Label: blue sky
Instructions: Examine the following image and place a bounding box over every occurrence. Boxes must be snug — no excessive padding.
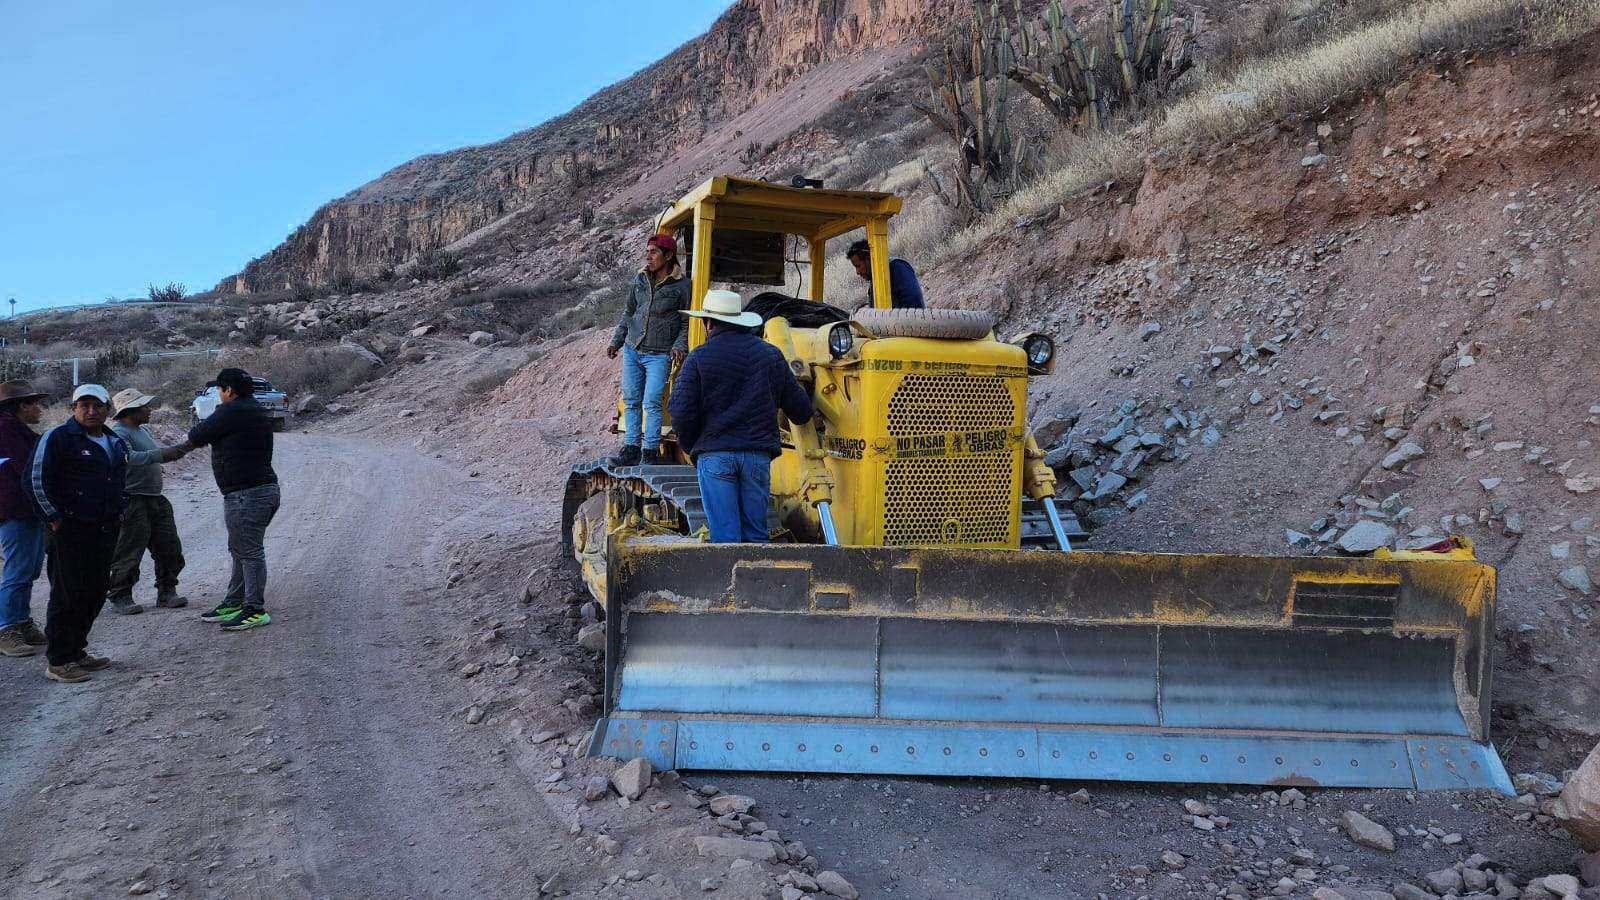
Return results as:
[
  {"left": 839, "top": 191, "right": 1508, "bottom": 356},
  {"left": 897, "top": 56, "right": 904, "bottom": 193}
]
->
[{"left": 0, "top": 0, "right": 731, "bottom": 311}]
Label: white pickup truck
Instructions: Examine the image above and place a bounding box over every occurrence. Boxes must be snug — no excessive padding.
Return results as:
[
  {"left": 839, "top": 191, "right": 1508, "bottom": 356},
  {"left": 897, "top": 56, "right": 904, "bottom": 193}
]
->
[{"left": 191, "top": 376, "right": 290, "bottom": 431}]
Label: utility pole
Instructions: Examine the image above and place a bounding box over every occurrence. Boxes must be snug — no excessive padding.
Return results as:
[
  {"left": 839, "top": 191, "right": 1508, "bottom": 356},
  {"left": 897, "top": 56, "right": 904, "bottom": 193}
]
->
[{"left": 7, "top": 298, "right": 13, "bottom": 318}]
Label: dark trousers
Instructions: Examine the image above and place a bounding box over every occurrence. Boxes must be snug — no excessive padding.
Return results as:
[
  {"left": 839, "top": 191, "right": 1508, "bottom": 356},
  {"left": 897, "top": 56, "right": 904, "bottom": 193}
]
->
[
  {"left": 222, "top": 483, "right": 279, "bottom": 612},
  {"left": 107, "top": 494, "right": 185, "bottom": 599},
  {"left": 45, "top": 517, "right": 118, "bottom": 666}
]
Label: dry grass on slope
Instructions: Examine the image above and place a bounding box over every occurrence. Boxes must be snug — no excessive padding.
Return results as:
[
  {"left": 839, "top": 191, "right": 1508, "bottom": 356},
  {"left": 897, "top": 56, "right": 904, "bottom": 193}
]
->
[{"left": 945, "top": 0, "right": 1600, "bottom": 259}]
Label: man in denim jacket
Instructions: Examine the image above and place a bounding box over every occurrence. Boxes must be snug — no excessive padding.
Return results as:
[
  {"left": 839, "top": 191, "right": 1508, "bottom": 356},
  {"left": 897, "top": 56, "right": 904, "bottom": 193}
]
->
[{"left": 605, "top": 234, "right": 688, "bottom": 466}]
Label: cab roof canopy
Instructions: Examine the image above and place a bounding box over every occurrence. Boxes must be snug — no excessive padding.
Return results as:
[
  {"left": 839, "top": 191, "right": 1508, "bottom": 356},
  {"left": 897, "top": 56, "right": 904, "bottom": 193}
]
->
[{"left": 658, "top": 176, "right": 902, "bottom": 243}]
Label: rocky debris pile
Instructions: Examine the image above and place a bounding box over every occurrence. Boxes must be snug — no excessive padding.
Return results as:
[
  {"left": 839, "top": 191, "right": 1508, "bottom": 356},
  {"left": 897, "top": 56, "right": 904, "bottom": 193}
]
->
[
  {"left": 1036, "top": 397, "right": 1223, "bottom": 529},
  {"left": 231, "top": 295, "right": 393, "bottom": 342}
]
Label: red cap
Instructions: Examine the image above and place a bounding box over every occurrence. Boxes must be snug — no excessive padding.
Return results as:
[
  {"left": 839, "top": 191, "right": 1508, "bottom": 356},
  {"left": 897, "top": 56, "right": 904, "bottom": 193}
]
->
[{"left": 647, "top": 234, "right": 677, "bottom": 255}]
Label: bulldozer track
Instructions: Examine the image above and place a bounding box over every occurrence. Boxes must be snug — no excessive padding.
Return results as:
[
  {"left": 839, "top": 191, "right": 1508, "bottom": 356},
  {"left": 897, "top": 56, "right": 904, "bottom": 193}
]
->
[{"left": 561, "top": 457, "right": 1086, "bottom": 551}]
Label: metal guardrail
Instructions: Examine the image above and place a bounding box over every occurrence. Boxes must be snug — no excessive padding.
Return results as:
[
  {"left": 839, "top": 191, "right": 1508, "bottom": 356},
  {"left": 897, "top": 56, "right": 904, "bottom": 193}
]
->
[
  {"left": 9, "top": 300, "right": 247, "bottom": 321},
  {"left": 29, "top": 348, "right": 224, "bottom": 386}
]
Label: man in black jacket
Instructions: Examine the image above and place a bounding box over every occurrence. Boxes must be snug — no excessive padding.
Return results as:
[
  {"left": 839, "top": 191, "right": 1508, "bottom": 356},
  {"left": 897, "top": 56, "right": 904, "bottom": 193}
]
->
[
  {"left": 24, "top": 384, "right": 127, "bottom": 683},
  {"left": 186, "top": 368, "right": 279, "bottom": 631},
  {"left": 667, "top": 290, "right": 813, "bottom": 542}
]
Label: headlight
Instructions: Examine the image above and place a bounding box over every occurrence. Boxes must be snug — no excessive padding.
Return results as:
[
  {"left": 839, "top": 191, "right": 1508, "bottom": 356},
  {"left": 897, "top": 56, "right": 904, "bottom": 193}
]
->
[
  {"left": 1023, "top": 334, "right": 1054, "bottom": 367},
  {"left": 827, "top": 323, "right": 854, "bottom": 358}
]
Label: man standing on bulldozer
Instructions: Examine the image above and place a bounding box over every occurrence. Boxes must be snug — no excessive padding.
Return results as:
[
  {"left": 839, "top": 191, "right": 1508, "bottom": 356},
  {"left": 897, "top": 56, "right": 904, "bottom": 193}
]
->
[
  {"left": 845, "top": 238, "right": 924, "bottom": 309},
  {"left": 605, "top": 234, "right": 689, "bottom": 467},
  {"left": 667, "top": 290, "right": 812, "bottom": 543}
]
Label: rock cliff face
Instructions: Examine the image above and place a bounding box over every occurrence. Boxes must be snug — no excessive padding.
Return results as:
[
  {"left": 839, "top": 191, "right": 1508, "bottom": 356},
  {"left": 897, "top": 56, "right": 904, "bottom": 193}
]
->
[{"left": 225, "top": 0, "right": 947, "bottom": 292}]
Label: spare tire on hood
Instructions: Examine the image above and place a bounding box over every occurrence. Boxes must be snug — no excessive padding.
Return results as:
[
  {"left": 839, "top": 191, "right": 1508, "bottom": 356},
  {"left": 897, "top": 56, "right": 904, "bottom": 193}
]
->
[{"left": 851, "top": 307, "right": 996, "bottom": 340}]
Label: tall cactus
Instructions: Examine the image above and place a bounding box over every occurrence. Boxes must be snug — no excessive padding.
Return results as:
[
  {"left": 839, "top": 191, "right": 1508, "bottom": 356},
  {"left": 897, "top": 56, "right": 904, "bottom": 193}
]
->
[
  {"left": 913, "top": 1, "right": 1035, "bottom": 212},
  {"left": 1110, "top": 0, "right": 1176, "bottom": 98},
  {"left": 999, "top": 0, "right": 1185, "bottom": 128},
  {"left": 1006, "top": 0, "right": 1105, "bottom": 130}
]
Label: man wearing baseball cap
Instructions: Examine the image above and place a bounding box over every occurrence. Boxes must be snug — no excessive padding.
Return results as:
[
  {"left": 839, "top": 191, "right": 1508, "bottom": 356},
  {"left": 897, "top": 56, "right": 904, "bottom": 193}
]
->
[
  {"left": 24, "top": 383, "right": 128, "bottom": 683},
  {"left": 105, "top": 388, "right": 191, "bottom": 615},
  {"left": 185, "top": 368, "right": 279, "bottom": 631},
  {"left": 604, "top": 233, "right": 688, "bottom": 467}
]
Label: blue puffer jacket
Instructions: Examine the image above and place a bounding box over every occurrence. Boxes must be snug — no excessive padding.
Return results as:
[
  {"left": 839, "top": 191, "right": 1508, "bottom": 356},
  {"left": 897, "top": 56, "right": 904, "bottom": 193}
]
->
[
  {"left": 25, "top": 417, "right": 128, "bottom": 526},
  {"left": 668, "top": 329, "right": 814, "bottom": 458}
]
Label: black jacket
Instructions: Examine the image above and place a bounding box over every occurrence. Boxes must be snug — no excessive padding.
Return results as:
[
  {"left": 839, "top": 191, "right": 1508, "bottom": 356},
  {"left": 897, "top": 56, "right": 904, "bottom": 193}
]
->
[
  {"left": 668, "top": 330, "right": 813, "bottom": 459},
  {"left": 609, "top": 268, "right": 690, "bottom": 354},
  {"left": 188, "top": 398, "right": 277, "bottom": 495},
  {"left": 24, "top": 417, "right": 128, "bottom": 526}
]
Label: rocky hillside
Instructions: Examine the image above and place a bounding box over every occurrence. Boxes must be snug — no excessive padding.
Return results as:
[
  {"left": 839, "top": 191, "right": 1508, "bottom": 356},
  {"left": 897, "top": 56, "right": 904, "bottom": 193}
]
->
[{"left": 223, "top": 0, "right": 949, "bottom": 292}]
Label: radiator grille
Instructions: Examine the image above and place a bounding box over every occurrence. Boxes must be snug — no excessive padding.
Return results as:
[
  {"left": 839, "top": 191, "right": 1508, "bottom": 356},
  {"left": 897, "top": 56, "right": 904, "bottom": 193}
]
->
[
  {"left": 886, "top": 374, "right": 1015, "bottom": 437},
  {"left": 884, "top": 455, "right": 1016, "bottom": 545},
  {"left": 883, "top": 374, "right": 1018, "bottom": 546}
]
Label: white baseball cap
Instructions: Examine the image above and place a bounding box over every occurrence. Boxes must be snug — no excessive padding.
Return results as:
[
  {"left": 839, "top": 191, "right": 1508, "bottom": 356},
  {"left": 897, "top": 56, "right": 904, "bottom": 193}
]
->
[{"left": 71, "top": 384, "right": 111, "bottom": 404}]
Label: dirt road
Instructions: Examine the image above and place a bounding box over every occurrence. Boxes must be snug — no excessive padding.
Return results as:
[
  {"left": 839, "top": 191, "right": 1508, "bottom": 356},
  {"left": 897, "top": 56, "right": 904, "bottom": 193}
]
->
[{"left": 0, "top": 435, "right": 576, "bottom": 899}]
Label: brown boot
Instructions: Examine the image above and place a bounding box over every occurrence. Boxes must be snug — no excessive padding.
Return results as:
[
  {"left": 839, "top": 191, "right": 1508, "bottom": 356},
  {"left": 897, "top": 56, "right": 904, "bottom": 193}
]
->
[
  {"left": 0, "top": 624, "right": 38, "bottom": 658},
  {"left": 19, "top": 619, "right": 46, "bottom": 646},
  {"left": 45, "top": 662, "right": 92, "bottom": 683},
  {"left": 76, "top": 651, "right": 111, "bottom": 671}
]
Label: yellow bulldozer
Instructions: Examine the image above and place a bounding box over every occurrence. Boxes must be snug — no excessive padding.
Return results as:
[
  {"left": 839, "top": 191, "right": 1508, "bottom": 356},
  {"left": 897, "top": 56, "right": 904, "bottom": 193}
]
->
[{"left": 562, "top": 175, "right": 1510, "bottom": 792}]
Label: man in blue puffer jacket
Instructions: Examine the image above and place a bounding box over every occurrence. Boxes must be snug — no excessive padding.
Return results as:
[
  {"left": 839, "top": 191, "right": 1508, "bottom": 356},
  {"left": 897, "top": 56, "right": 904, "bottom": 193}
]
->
[
  {"left": 25, "top": 384, "right": 128, "bottom": 683},
  {"left": 667, "top": 291, "right": 813, "bottom": 543}
]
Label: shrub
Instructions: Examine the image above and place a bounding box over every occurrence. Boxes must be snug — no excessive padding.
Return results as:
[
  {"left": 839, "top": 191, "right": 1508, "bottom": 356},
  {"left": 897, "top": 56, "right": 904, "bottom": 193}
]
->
[
  {"left": 147, "top": 282, "right": 186, "bottom": 303},
  {"left": 413, "top": 248, "right": 460, "bottom": 282},
  {"left": 94, "top": 342, "right": 142, "bottom": 379},
  {"left": 237, "top": 345, "right": 380, "bottom": 400},
  {"left": 0, "top": 351, "right": 36, "bottom": 382}
]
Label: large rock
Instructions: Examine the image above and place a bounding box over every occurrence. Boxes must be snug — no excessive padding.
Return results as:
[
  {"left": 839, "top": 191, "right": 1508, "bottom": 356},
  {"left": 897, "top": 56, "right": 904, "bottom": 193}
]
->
[
  {"left": 336, "top": 338, "right": 383, "bottom": 366},
  {"left": 708, "top": 794, "right": 757, "bottom": 816},
  {"left": 293, "top": 394, "right": 324, "bottom": 415},
  {"left": 1556, "top": 742, "right": 1600, "bottom": 850},
  {"left": 1336, "top": 521, "right": 1397, "bottom": 555},
  {"left": 1543, "top": 874, "right": 1581, "bottom": 897},
  {"left": 468, "top": 330, "right": 494, "bottom": 347},
  {"left": 1422, "top": 868, "right": 1461, "bottom": 895},
  {"left": 577, "top": 623, "right": 606, "bottom": 652},
  {"left": 1381, "top": 442, "right": 1425, "bottom": 470},
  {"left": 1340, "top": 810, "right": 1395, "bottom": 852},
  {"left": 816, "top": 871, "right": 859, "bottom": 899},
  {"left": 693, "top": 836, "right": 778, "bottom": 861},
  {"left": 609, "top": 757, "right": 652, "bottom": 801},
  {"left": 1580, "top": 851, "right": 1600, "bottom": 887},
  {"left": 1557, "top": 566, "right": 1593, "bottom": 595}
]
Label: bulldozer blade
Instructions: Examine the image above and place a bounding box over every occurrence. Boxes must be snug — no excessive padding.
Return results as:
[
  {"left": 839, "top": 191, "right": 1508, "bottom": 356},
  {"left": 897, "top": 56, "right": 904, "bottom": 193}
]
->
[{"left": 589, "top": 539, "right": 1510, "bottom": 793}]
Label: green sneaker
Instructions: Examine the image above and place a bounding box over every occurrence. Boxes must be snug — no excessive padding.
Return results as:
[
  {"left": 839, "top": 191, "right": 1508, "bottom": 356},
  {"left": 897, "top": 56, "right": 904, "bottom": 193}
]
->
[
  {"left": 220, "top": 610, "right": 270, "bottom": 632},
  {"left": 200, "top": 603, "right": 243, "bottom": 624}
]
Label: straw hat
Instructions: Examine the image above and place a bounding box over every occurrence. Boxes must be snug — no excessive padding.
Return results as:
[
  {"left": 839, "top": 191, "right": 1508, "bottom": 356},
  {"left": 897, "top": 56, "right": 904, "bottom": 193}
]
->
[{"left": 682, "top": 290, "right": 762, "bottom": 328}]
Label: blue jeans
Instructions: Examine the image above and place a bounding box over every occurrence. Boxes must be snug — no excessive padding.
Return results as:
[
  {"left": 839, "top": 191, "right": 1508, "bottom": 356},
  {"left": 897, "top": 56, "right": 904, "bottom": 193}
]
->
[
  {"left": 620, "top": 345, "right": 672, "bottom": 450},
  {"left": 695, "top": 451, "right": 771, "bottom": 543},
  {"left": 0, "top": 518, "right": 47, "bottom": 628}
]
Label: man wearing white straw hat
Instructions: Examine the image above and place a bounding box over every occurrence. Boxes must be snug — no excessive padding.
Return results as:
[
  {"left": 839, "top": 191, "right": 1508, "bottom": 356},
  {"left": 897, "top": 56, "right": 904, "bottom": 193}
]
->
[
  {"left": 106, "top": 388, "right": 190, "bottom": 615},
  {"left": 667, "top": 290, "right": 813, "bottom": 542}
]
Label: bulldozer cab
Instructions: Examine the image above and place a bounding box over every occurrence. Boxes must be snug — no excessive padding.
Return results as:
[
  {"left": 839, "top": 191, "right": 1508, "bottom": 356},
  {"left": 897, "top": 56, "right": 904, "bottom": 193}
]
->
[
  {"left": 656, "top": 175, "right": 904, "bottom": 338},
  {"left": 568, "top": 176, "right": 1512, "bottom": 794}
]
